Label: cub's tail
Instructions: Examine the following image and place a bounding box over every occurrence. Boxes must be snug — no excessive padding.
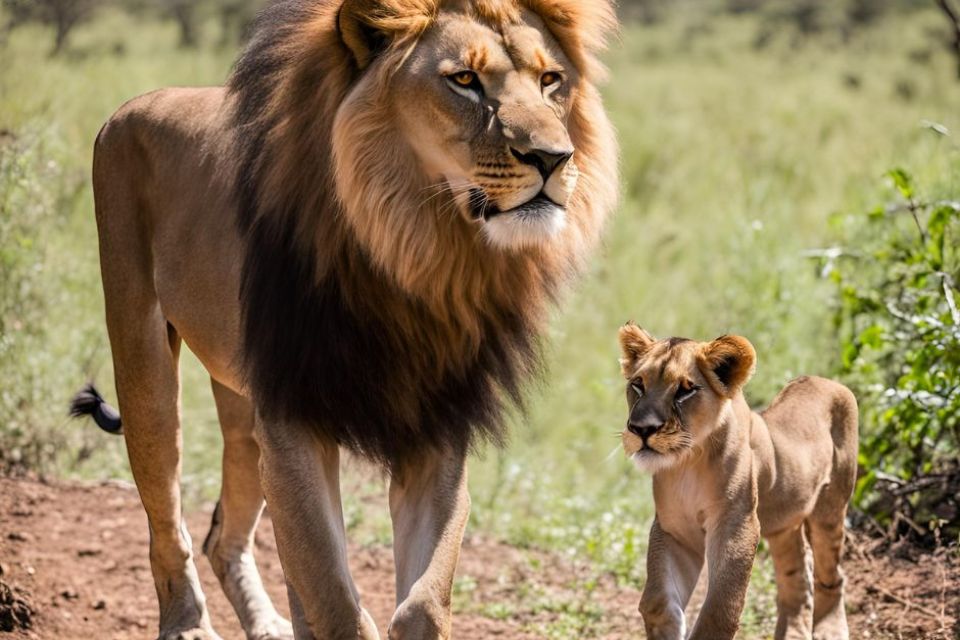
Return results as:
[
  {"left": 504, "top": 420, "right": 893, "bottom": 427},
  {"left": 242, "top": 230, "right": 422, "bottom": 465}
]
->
[{"left": 69, "top": 383, "right": 123, "bottom": 435}]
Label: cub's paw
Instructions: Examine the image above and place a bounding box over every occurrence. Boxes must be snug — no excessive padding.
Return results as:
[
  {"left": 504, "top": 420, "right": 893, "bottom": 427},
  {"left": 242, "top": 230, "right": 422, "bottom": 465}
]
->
[
  {"left": 250, "top": 615, "right": 295, "bottom": 640},
  {"left": 813, "top": 621, "right": 849, "bottom": 640}
]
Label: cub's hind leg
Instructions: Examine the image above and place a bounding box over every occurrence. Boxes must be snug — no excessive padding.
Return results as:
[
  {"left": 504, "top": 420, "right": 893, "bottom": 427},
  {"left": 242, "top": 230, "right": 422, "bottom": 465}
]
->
[
  {"left": 808, "top": 384, "right": 857, "bottom": 640},
  {"left": 806, "top": 517, "right": 849, "bottom": 640},
  {"left": 204, "top": 380, "right": 293, "bottom": 640},
  {"left": 768, "top": 526, "right": 814, "bottom": 640}
]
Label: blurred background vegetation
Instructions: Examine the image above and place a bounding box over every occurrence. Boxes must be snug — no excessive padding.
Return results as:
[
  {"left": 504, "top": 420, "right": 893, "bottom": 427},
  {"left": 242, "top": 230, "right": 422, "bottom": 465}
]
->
[{"left": 1, "top": 0, "right": 959, "bottom": 634}]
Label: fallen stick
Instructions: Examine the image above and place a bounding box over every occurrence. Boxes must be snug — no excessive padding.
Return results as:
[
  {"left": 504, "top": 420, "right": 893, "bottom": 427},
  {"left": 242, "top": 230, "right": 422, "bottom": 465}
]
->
[{"left": 867, "top": 584, "right": 945, "bottom": 619}]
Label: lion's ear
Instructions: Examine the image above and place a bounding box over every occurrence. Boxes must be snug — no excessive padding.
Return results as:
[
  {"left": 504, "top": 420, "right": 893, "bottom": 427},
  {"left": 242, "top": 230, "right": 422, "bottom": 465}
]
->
[
  {"left": 698, "top": 335, "right": 756, "bottom": 398},
  {"left": 338, "top": 0, "right": 434, "bottom": 70},
  {"left": 338, "top": 0, "right": 391, "bottom": 69},
  {"left": 618, "top": 322, "right": 655, "bottom": 378}
]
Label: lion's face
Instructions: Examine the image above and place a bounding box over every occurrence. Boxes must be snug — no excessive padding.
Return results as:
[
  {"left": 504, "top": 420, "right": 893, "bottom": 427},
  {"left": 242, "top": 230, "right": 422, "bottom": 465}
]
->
[
  {"left": 333, "top": 2, "right": 603, "bottom": 254},
  {"left": 617, "top": 324, "right": 757, "bottom": 473},
  {"left": 393, "top": 11, "right": 579, "bottom": 249}
]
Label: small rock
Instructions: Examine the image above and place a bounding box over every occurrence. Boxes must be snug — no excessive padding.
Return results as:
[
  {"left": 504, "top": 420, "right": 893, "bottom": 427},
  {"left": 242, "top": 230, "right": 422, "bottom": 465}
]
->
[
  {"left": 6, "top": 532, "right": 29, "bottom": 543},
  {"left": 60, "top": 589, "right": 79, "bottom": 601},
  {"left": 92, "top": 599, "right": 107, "bottom": 610},
  {"left": 0, "top": 577, "right": 34, "bottom": 632},
  {"left": 77, "top": 549, "right": 102, "bottom": 558}
]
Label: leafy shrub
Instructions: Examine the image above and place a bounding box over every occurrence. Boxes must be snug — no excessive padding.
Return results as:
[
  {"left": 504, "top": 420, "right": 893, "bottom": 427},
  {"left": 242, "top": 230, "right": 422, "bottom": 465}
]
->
[
  {"left": 0, "top": 133, "right": 59, "bottom": 471},
  {"left": 831, "top": 164, "right": 960, "bottom": 542},
  {"left": 0, "top": 128, "right": 98, "bottom": 475}
]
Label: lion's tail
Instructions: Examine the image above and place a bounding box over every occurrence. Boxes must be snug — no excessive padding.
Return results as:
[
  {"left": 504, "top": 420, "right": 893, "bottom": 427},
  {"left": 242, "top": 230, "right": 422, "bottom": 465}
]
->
[{"left": 69, "top": 383, "right": 123, "bottom": 435}]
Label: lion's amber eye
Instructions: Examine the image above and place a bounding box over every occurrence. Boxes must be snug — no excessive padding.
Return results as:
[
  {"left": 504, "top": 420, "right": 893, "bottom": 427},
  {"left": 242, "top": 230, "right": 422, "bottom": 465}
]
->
[
  {"left": 541, "top": 72, "right": 562, "bottom": 88},
  {"left": 451, "top": 71, "right": 479, "bottom": 88}
]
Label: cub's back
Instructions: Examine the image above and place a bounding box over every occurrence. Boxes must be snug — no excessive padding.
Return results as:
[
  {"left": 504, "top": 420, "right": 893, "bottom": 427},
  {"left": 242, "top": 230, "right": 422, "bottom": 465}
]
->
[{"left": 757, "top": 376, "right": 858, "bottom": 530}]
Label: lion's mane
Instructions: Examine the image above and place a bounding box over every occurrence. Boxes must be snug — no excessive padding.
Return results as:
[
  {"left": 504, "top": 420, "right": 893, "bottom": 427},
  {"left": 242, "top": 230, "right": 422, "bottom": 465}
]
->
[{"left": 229, "top": 0, "right": 618, "bottom": 467}]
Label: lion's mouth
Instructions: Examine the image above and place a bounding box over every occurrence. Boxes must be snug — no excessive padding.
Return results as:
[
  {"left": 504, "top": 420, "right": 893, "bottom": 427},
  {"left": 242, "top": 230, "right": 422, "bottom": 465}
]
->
[{"left": 469, "top": 190, "right": 563, "bottom": 222}]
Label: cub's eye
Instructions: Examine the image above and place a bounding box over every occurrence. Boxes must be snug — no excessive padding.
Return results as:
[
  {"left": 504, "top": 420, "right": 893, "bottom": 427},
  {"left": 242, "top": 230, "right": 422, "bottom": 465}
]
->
[
  {"left": 630, "top": 380, "right": 645, "bottom": 398},
  {"left": 675, "top": 383, "right": 701, "bottom": 404},
  {"left": 541, "top": 72, "right": 562, "bottom": 88},
  {"left": 449, "top": 71, "right": 480, "bottom": 89}
]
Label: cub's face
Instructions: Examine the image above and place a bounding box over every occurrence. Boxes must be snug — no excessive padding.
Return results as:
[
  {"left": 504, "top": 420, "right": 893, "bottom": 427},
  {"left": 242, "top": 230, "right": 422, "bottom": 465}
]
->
[
  {"left": 617, "top": 324, "right": 757, "bottom": 473},
  {"left": 392, "top": 10, "right": 580, "bottom": 250}
]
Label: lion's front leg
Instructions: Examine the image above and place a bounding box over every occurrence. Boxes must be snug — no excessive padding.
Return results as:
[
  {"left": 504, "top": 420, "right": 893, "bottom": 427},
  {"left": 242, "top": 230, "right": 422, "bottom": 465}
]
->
[
  {"left": 688, "top": 512, "right": 760, "bottom": 640},
  {"left": 387, "top": 445, "right": 470, "bottom": 640},
  {"left": 255, "top": 418, "right": 380, "bottom": 640},
  {"left": 639, "top": 519, "right": 704, "bottom": 640}
]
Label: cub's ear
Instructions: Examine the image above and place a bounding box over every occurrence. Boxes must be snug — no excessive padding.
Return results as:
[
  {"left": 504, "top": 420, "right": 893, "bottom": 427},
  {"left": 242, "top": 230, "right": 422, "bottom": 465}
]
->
[
  {"left": 618, "top": 322, "right": 655, "bottom": 378},
  {"left": 338, "top": 0, "right": 434, "bottom": 70},
  {"left": 698, "top": 335, "right": 756, "bottom": 398}
]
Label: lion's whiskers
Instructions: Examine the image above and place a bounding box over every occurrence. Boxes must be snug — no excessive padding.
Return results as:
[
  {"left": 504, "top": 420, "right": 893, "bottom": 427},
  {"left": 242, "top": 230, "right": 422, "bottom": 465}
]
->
[{"left": 417, "top": 182, "right": 467, "bottom": 211}]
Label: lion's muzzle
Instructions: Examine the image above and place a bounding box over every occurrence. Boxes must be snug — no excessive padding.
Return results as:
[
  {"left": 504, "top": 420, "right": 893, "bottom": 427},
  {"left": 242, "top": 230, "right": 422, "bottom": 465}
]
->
[{"left": 509, "top": 146, "right": 573, "bottom": 182}]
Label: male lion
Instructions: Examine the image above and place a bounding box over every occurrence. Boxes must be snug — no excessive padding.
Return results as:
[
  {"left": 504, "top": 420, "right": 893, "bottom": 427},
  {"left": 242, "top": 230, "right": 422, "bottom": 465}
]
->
[
  {"left": 617, "top": 324, "right": 858, "bottom": 640},
  {"left": 69, "top": 1, "right": 618, "bottom": 638}
]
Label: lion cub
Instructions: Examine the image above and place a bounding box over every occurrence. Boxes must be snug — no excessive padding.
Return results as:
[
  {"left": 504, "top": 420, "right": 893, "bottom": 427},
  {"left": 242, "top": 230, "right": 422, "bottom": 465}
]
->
[{"left": 617, "top": 323, "right": 858, "bottom": 640}]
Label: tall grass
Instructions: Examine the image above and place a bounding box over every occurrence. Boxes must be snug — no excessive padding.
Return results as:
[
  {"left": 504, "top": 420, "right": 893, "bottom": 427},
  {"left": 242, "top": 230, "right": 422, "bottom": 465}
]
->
[
  {"left": 469, "top": 9, "right": 960, "bottom": 570},
  {"left": 1, "top": 3, "right": 958, "bottom": 604}
]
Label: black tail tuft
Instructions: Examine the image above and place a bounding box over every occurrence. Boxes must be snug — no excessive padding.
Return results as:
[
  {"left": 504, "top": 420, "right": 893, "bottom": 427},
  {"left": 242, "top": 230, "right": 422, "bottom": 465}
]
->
[{"left": 69, "top": 383, "right": 123, "bottom": 435}]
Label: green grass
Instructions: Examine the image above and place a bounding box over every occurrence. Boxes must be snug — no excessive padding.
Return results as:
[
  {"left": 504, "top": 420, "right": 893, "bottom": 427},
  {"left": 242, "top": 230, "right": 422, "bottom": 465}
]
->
[
  {"left": 470, "top": 7, "right": 960, "bottom": 574},
  {"left": 2, "top": 6, "right": 959, "bottom": 637}
]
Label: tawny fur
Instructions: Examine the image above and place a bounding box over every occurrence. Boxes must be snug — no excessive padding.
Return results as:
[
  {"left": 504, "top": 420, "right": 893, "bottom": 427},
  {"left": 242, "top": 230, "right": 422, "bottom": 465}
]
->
[
  {"left": 231, "top": 0, "right": 620, "bottom": 465},
  {"left": 618, "top": 324, "right": 858, "bottom": 640},
  {"left": 82, "top": 1, "right": 619, "bottom": 638}
]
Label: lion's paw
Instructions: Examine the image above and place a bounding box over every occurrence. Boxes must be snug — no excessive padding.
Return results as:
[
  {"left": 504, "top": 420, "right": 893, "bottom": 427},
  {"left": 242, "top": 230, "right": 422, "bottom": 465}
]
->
[
  {"left": 387, "top": 600, "right": 447, "bottom": 640},
  {"left": 159, "top": 628, "right": 223, "bottom": 640}
]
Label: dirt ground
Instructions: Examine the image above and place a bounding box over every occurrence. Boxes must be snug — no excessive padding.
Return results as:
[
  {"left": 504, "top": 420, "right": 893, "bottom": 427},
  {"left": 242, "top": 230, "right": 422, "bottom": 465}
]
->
[{"left": 1, "top": 477, "right": 957, "bottom": 639}]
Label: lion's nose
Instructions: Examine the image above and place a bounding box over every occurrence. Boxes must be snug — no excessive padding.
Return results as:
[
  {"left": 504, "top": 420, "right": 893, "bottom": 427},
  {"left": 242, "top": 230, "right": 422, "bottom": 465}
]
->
[
  {"left": 628, "top": 422, "right": 662, "bottom": 443},
  {"left": 510, "top": 147, "right": 573, "bottom": 181}
]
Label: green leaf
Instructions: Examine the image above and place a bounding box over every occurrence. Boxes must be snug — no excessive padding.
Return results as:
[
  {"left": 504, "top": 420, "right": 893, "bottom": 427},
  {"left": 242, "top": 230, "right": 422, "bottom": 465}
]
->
[
  {"left": 858, "top": 325, "right": 885, "bottom": 349},
  {"left": 886, "top": 168, "right": 914, "bottom": 199},
  {"left": 927, "top": 206, "right": 952, "bottom": 270}
]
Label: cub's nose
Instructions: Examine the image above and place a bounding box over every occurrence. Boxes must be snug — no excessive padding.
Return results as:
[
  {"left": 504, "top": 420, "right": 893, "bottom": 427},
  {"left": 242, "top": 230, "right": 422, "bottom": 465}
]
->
[
  {"left": 628, "top": 422, "right": 662, "bottom": 443},
  {"left": 510, "top": 147, "right": 574, "bottom": 181}
]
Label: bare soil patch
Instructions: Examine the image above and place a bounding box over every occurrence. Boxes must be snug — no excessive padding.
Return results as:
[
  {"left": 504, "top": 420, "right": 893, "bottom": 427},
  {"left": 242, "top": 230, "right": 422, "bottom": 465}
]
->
[{"left": 0, "top": 477, "right": 956, "bottom": 639}]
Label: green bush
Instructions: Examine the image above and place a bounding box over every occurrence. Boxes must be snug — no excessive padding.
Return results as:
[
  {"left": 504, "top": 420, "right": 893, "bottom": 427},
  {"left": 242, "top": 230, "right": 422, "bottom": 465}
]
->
[
  {"left": 832, "top": 159, "right": 960, "bottom": 542},
  {"left": 0, "top": 132, "right": 60, "bottom": 471}
]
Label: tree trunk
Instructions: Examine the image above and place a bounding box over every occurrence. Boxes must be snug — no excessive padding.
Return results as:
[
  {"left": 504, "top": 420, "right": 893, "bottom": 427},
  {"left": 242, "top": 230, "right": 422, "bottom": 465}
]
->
[
  {"left": 173, "top": 4, "right": 196, "bottom": 48},
  {"left": 51, "top": 13, "right": 72, "bottom": 56},
  {"left": 937, "top": 0, "right": 960, "bottom": 79}
]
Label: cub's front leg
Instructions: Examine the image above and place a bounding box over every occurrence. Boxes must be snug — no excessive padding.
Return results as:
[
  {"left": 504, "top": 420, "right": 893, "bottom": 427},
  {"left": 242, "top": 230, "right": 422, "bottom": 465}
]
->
[
  {"left": 687, "top": 510, "right": 761, "bottom": 640},
  {"left": 639, "top": 519, "right": 704, "bottom": 640}
]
